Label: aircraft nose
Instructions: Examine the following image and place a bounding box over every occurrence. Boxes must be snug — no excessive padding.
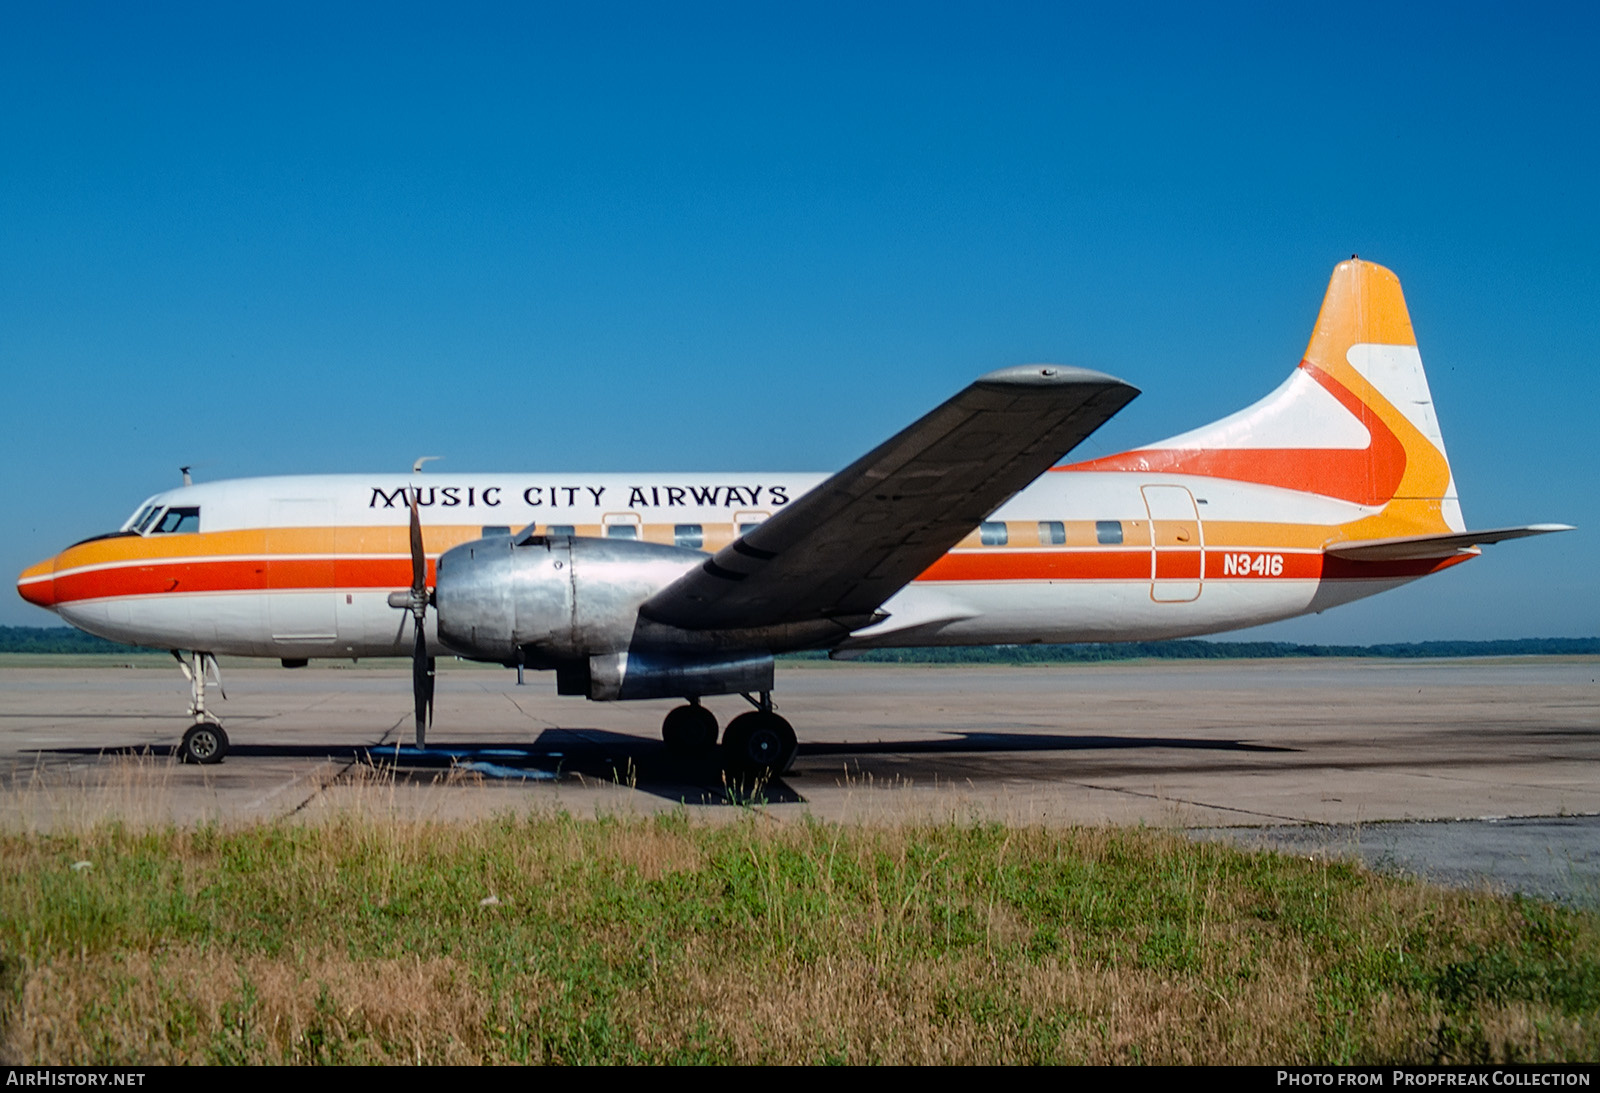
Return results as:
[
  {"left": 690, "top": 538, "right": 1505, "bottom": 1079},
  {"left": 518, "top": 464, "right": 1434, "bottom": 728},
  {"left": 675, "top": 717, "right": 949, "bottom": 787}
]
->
[{"left": 17, "top": 557, "right": 57, "bottom": 610}]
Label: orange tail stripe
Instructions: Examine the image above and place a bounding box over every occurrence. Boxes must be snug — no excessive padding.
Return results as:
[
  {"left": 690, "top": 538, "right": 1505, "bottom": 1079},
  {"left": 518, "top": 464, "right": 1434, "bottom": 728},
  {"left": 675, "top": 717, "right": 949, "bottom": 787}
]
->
[{"left": 1057, "top": 363, "right": 1408, "bottom": 506}]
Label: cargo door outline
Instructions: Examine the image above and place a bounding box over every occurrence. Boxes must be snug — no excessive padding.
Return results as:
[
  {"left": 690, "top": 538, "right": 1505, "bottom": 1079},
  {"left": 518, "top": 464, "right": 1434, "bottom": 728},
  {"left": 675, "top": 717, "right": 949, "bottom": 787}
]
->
[{"left": 1141, "top": 485, "right": 1203, "bottom": 603}]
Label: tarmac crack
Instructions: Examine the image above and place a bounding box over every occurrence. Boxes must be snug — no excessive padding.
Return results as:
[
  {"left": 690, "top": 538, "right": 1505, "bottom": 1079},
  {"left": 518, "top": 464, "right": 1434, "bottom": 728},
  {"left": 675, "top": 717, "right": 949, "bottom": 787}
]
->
[
  {"left": 1068, "top": 780, "right": 1321, "bottom": 825},
  {"left": 502, "top": 693, "right": 560, "bottom": 728},
  {"left": 279, "top": 713, "right": 410, "bottom": 818}
]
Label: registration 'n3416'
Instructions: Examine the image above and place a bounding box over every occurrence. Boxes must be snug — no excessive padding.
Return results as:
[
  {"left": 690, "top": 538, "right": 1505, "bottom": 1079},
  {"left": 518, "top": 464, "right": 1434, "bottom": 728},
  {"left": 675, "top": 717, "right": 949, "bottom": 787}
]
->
[{"left": 1222, "top": 552, "right": 1284, "bottom": 577}]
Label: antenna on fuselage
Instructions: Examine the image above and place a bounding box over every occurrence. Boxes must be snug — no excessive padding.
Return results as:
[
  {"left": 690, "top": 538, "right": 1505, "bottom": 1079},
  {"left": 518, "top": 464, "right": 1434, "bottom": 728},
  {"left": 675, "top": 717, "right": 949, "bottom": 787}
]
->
[
  {"left": 180, "top": 466, "right": 193, "bottom": 486},
  {"left": 412, "top": 456, "right": 441, "bottom": 474}
]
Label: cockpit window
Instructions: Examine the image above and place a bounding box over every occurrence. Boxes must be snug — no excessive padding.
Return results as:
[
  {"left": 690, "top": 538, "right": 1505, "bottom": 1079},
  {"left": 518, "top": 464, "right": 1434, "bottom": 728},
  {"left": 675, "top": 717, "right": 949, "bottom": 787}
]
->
[
  {"left": 134, "top": 506, "right": 164, "bottom": 534},
  {"left": 151, "top": 507, "right": 200, "bottom": 534}
]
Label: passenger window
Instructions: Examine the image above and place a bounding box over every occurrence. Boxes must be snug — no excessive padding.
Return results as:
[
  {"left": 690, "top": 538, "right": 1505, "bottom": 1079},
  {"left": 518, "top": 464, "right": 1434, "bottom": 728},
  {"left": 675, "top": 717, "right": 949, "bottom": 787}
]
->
[
  {"left": 606, "top": 524, "right": 638, "bottom": 539},
  {"left": 546, "top": 524, "right": 575, "bottom": 537},
  {"left": 480, "top": 526, "right": 511, "bottom": 538},
  {"left": 737, "top": 521, "right": 764, "bottom": 536},
  {"left": 1095, "top": 520, "right": 1123, "bottom": 545},
  {"left": 675, "top": 524, "right": 704, "bottom": 549},
  {"left": 979, "top": 521, "right": 1008, "bottom": 546},
  {"left": 152, "top": 507, "right": 200, "bottom": 534},
  {"left": 1038, "top": 521, "right": 1065, "bottom": 545}
]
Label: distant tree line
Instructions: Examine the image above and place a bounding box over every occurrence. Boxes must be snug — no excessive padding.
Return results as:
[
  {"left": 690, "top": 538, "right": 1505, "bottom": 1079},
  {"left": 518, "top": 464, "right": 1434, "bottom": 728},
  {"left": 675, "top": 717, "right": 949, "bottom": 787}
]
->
[
  {"left": 0, "top": 626, "right": 144, "bottom": 654},
  {"left": 0, "top": 627, "right": 144, "bottom": 652},
  {"left": 785, "top": 637, "right": 1600, "bottom": 662},
  {"left": 2, "top": 625, "right": 1594, "bottom": 661}
]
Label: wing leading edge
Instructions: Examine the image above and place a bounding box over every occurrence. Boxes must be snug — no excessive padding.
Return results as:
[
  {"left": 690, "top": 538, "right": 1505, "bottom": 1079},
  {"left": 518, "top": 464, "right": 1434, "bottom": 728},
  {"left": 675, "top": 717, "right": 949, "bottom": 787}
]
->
[{"left": 641, "top": 364, "right": 1139, "bottom": 632}]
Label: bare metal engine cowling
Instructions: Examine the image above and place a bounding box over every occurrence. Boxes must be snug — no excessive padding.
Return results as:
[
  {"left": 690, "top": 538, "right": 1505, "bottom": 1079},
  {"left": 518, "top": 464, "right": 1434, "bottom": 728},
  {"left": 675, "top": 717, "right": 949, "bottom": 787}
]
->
[{"left": 433, "top": 534, "right": 774, "bottom": 701}]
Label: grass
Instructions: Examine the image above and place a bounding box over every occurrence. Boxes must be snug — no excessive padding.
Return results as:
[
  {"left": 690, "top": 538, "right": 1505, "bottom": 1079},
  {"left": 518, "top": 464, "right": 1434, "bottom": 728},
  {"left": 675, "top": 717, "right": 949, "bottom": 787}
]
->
[{"left": 2, "top": 803, "right": 1596, "bottom": 1065}]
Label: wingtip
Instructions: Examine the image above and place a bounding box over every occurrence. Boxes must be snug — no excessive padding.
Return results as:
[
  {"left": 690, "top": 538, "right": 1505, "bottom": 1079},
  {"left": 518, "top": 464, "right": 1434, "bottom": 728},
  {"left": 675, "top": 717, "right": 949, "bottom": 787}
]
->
[{"left": 976, "top": 363, "right": 1138, "bottom": 393}]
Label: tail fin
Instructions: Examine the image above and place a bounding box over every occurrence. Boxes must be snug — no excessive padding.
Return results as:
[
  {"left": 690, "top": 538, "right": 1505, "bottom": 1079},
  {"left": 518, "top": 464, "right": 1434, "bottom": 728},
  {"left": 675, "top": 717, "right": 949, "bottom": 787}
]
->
[
  {"left": 1065, "top": 258, "right": 1463, "bottom": 536},
  {"left": 1301, "top": 258, "right": 1457, "bottom": 527}
]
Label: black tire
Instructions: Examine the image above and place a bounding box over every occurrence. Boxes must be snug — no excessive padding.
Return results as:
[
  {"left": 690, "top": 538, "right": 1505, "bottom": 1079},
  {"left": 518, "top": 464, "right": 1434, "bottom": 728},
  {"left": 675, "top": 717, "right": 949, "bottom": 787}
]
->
[
  {"left": 662, "top": 704, "right": 719, "bottom": 757},
  {"left": 720, "top": 711, "right": 797, "bottom": 779},
  {"left": 180, "top": 723, "right": 229, "bottom": 765}
]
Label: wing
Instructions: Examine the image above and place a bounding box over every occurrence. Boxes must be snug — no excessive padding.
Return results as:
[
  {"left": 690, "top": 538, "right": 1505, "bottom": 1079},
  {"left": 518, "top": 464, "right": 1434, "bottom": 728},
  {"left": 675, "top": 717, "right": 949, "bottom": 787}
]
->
[
  {"left": 642, "top": 364, "right": 1139, "bottom": 632},
  {"left": 1324, "top": 523, "right": 1574, "bottom": 561}
]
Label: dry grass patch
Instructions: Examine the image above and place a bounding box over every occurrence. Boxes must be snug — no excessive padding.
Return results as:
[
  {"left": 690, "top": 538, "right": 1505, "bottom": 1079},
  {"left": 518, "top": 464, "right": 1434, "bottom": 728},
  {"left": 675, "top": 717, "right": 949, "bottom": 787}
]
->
[
  {"left": 2, "top": 814, "right": 1596, "bottom": 1064},
  {"left": 10, "top": 949, "right": 487, "bottom": 1064}
]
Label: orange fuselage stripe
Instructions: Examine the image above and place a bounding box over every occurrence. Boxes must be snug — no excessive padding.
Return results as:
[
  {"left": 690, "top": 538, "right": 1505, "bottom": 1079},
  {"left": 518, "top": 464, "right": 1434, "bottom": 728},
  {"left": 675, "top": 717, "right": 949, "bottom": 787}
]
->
[{"left": 42, "top": 545, "right": 1466, "bottom": 605}]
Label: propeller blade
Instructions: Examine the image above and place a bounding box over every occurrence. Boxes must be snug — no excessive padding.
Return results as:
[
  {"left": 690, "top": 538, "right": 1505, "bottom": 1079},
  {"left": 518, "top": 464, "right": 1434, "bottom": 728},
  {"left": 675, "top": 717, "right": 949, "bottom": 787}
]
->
[
  {"left": 409, "top": 492, "right": 426, "bottom": 594},
  {"left": 412, "top": 624, "right": 432, "bottom": 748},
  {"left": 425, "top": 657, "right": 436, "bottom": 731},
  {"left": 405, "top": 488, "right": 435, "bottom": 749}
]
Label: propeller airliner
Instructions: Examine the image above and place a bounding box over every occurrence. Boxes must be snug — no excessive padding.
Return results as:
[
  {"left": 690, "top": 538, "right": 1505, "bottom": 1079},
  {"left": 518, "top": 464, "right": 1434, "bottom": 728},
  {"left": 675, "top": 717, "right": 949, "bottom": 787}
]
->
[{"left": 16, "top": 259, "right": 1571, "bottom": 777}]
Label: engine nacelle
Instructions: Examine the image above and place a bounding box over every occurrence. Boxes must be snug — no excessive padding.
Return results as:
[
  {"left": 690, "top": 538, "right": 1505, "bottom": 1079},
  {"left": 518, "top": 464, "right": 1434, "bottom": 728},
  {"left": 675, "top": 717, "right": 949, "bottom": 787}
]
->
[
  {"left": 436, "top": 533, "right": 694, "bottom": 663},
  {"left": 435, "top": 533, "right": 775, "bottom": 700}
]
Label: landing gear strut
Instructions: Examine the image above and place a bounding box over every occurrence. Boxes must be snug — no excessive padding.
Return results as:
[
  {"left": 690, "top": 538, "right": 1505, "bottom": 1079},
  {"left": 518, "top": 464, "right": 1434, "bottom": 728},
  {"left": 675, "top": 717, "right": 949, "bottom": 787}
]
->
[
  {"left": 662, "top": 699, "right": 718, "bottom": 757},
  {"left": 173, "top": 650, "right": 229, "bottom": 764},
  {"left": 721, "top": 691, "right": 797, "bottom": 780}
]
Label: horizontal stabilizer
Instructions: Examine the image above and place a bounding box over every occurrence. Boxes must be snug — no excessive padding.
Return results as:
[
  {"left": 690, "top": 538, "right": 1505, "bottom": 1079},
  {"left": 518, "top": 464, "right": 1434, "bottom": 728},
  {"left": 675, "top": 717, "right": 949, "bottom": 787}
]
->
[{"left": 1325, "top": 524, "right": 1573, "bottom": 561}]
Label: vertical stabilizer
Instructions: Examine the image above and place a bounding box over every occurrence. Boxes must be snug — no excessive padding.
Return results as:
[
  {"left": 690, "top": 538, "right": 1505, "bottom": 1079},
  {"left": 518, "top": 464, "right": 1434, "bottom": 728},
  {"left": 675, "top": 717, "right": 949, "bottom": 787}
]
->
[
  {"left": 1302, "top": 259, "right": 1457, "bottom": 521},
  {"left": 1063, "top": 258, "right": 1463, "bottom": 538}
]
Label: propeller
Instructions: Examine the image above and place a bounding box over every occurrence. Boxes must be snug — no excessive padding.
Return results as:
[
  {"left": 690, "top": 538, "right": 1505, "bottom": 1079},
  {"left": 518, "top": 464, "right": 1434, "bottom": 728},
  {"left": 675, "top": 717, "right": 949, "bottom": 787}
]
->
[{"left": 388, "top": 491, "right": 434, "bottom": 748}]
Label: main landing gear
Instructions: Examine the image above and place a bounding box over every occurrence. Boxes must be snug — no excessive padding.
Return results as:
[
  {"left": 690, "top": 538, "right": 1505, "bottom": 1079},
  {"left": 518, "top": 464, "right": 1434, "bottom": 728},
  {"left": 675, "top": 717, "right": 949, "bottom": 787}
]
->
[
  {"left": 173, "top": 650, "right": 229, "bottom": 765},
  {"left": 660, "top": 692, "right": 797, "bottom": 780},
  {"left": 661, "top": 699, "right": 719, "bottom": 757}
]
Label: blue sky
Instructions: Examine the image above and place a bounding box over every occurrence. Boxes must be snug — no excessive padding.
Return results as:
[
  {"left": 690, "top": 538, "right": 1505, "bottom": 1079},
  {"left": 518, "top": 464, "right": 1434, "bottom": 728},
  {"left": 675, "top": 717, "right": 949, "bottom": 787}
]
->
[{"left": 2, "top": 2, "right": 1594, "bottom": 640}]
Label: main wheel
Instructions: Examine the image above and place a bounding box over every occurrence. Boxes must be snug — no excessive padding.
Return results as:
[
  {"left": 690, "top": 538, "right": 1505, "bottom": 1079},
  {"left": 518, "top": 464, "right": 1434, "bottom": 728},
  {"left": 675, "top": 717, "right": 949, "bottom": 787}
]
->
[
  {"left": 721, "top": 711, "right": 797, "bottom": 779},
  {"left": 180, "top": 723, "right": 229, "bottom": 765},
  {"left": 662, "top": 704, "right": 719, "bottom": 757}
]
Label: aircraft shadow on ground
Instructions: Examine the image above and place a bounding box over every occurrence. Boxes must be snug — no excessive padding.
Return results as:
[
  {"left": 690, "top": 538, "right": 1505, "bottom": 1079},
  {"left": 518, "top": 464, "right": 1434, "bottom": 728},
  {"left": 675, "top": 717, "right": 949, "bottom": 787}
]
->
[{"left": 34, "top": 728, "right": 1293, "bottom": 807}]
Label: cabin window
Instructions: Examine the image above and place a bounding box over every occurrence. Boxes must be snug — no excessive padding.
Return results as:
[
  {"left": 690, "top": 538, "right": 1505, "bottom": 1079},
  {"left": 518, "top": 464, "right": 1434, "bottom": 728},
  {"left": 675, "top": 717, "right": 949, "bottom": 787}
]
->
[
  {"left": 737, "top": 521, "right": 765, "bottom": 536},
  {"left": 675, "top": 524, "right": 704, "bottom": 549},
  {"left": 1038, "top": 520, "right": 1065, "bottom": 545},
  {"left": 151, "top": 507, "right": 200, "bottom": 534},
  {"left": 606, "top": 524, "right": 638, "bottom": 539},
  {"left": 546, "top": 524, "right": 575, "bottom": 537},
  {"left": 480, "top": 526, "right": 511, "bottom": 538},
  {"left": 1095, "top": 520, "right": 1123, "bottom": 545},
  {"left": 979, "top": 521, "right": 1008, "bottom": 546}
]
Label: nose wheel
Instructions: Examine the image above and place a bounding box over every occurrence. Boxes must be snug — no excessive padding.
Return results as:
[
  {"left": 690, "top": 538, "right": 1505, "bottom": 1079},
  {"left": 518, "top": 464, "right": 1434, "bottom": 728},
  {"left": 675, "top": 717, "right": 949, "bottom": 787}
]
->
[{"left": 180, "top": 722, "right": 229, "bottom": 765}]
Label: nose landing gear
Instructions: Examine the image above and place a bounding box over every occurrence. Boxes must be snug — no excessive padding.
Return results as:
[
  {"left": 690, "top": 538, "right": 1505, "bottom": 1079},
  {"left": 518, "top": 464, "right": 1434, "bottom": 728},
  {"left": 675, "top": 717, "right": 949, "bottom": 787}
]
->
[{"left": 173, "top": 650, "right": 229, "bottom": 764}]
